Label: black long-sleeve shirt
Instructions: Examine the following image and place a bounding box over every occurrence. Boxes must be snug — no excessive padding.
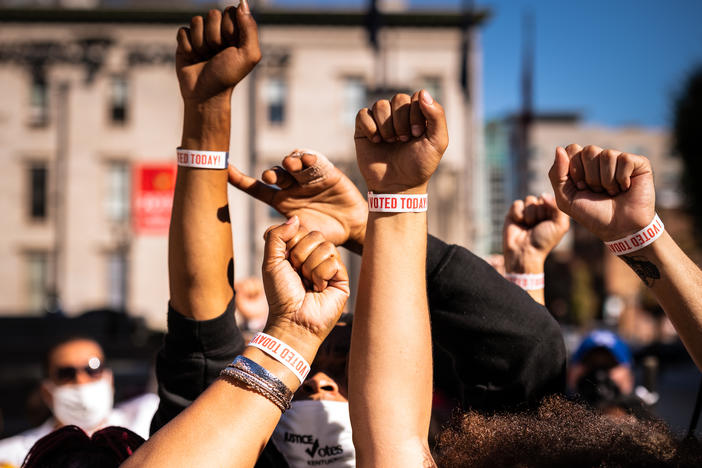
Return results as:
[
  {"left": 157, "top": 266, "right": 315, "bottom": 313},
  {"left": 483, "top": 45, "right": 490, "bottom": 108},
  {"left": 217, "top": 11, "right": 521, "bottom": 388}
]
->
[{"left": 150, "top": 235, "right": 566, "bottom": 465}]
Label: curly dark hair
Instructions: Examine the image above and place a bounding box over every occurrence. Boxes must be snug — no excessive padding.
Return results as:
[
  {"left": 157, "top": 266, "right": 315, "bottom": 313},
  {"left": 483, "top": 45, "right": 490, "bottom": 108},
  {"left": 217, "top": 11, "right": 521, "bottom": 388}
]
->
[{"left": 434, "top": 395, "right": 702, "bottom": 468}]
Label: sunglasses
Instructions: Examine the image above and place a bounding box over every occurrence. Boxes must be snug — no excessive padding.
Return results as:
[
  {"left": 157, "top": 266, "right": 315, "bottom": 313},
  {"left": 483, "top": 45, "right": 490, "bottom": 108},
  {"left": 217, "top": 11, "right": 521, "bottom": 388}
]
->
[{"left": 52, "top": 356, "right": 104, "bottom": 384}]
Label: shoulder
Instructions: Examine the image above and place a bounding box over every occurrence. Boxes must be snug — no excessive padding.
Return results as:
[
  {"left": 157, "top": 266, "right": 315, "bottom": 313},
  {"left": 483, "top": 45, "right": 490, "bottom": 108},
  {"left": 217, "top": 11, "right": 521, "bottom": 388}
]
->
[
  {"left": 0, "top": 420, "right": 54, "bottom": 466},
  {"left": 109, "top": 393, "right": 160, "bottom": 439}
]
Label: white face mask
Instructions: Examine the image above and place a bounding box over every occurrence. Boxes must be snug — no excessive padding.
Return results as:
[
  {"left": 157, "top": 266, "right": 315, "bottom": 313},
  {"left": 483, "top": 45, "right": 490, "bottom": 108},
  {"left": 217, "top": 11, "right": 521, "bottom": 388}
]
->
[
  {"left": 49, "top": 377, "right": 114, "bottom": 432},
  {"left": 272, "top": 400, "right": 355, "bottom": 468}
]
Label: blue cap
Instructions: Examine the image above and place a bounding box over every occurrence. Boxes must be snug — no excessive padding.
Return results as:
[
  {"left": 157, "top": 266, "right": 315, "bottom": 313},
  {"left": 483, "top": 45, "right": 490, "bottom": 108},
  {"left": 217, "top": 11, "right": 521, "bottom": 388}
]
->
[{"left": 571, "top": 330, "right": 632, "bottom": 366}]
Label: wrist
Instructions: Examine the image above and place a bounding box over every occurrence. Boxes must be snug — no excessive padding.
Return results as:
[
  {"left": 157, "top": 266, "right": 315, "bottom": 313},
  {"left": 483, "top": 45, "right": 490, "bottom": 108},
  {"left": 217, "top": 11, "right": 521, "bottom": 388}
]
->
[
  {"left": 240, "top": 347, "right": 302, "bottom": 393},
  {"left": 367, "top": 182, "right": 428, "bottom": 195},
  {"left": 604, "top": 213, "right": 664, "bottom": 255},
  {"left": 181, "top": 98, "right": 232, "bottom": 151},
  {"left": 504, "top": 252, "right": 545, "bottom": 274},
  {"left": 262, "top": 323, "right": 321, "bottom": 367}
]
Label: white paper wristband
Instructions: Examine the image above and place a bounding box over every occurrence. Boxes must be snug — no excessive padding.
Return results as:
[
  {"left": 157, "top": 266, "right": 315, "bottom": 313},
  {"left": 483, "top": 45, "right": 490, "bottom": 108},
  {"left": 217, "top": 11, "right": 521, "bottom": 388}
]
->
[
  {"left": 177, "top": 148, "right": 229, "bottom": 169},
  {"left": 368, "top": 192, "right": 427, "bottom": 212},
  {"left": 505, "top": 273, "right": 545, "bottom": 291},
  {"left": 248, "top": 332, "right": 311, "bottom": 384},
  {"left": 604, "top": 214, "right": 664, "bottom": 256}
]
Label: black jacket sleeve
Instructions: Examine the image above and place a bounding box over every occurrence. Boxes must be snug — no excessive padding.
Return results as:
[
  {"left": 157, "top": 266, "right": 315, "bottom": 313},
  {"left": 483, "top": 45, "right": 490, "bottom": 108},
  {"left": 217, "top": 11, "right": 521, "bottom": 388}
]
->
[
  {"left": 426, "top": 235, "right": 566, "bottom": 411},
  {"left": 148, "top": 298, "right": 288, "bottom": 468},
  {"left": 149, "top": 298, "right": 245, "bottom": 434}
]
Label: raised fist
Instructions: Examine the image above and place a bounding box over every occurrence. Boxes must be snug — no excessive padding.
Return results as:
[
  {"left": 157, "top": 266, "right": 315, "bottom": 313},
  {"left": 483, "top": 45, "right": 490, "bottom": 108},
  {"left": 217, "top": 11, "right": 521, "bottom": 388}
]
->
[
  {"left": 354, "top": 90, "right": 448, "bottom": 194},
  {"left": 548, "top": 144, "right": 655, "bottom": 241},
  {"left": 503, "top": 193, "right": 570, "bottom": 273},
  {"left": 176, "top": 1, "right": 261, "bottom": 104},
  {"left": 261, "top": 217, "right": 350, "bottom": 352}
]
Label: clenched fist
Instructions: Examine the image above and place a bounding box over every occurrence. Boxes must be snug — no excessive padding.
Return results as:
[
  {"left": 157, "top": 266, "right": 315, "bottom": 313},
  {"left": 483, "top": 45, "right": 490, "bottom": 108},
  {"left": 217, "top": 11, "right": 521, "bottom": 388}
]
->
[
  {"left": 503, "top": 193, "right": 570, "bottom": 273},
  {"left": 176, "top": 1, "right": 261, "bottom": 105},
  {"left": 261, "top": 217, "right": 350, "bottom": 359},
  {"left": 354, "top": 90, "right": 448, "bottom": 194},
  {"left": 548, "top": 144, "right": 655, "bottom": 241}
]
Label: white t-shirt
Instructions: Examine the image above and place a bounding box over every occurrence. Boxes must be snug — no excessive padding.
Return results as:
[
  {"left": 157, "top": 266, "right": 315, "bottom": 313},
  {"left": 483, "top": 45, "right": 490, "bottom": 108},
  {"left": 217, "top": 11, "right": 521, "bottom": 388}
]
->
[{"left": 0, "top": 393, "right": 159, "bottom": 467}]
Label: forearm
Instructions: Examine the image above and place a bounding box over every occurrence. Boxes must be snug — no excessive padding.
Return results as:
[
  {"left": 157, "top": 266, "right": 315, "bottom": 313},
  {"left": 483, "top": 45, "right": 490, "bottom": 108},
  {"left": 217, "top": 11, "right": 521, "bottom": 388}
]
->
[
  {"left": 621, "top": 232, "right": 702, "bottom": 369},
  {"left": 349, "top": 212, "right": 432, "bottom": 466},
  {"left": 168, "top": 102, "right": 233, "bottom": 320},
  {"left": 127, "top": 345, "right": 306, "bottom": 468}
]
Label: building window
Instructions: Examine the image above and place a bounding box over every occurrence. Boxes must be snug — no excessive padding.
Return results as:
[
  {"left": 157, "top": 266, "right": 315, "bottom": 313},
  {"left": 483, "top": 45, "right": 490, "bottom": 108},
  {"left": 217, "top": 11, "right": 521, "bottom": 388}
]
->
[
  {"left": 264, "top": 77, "right": 286, "bottom": 125},
  {"left": 105, "top": 161, "right": 130, "bottom": 222},
  {"left": 29, "top": 74, "right": 49, "bottom": 127},
  {"left": 110, "top": 75, "right": 128, "bottom": 124},
  {"left": 28, "top": 162, "right": 48, "bottom": 221},
  {"left": 420, "top": 76, "right": 443, "bottom": 104},
  {"left": 342, "top": 77, "right": 367, "bottom": 126},
  {"left": 107, "top": 250, "right": 127, "bottom": 309},
  {"left": 26, "top": 251, "right": 48, "bottom": 312}
]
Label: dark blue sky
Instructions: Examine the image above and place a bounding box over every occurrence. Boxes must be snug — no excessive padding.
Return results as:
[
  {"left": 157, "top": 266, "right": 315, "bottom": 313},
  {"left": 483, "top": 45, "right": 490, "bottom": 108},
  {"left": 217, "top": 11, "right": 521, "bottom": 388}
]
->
[{"left": 261, "top": 0, "right": 702, "bottom": 128}]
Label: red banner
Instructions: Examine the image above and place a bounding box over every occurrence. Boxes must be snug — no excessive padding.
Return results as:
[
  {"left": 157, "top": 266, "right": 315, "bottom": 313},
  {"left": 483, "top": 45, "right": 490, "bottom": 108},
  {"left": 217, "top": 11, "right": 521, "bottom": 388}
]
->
[{"left": 132, "top": 163, "right": 176, "bottom": 235}]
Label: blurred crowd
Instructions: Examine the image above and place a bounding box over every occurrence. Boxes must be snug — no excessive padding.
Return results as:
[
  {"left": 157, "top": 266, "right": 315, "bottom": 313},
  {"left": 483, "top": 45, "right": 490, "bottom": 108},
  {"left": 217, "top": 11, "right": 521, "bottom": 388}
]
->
[{"left": 1, "top": 2, "right": 702, "bottom": 467}]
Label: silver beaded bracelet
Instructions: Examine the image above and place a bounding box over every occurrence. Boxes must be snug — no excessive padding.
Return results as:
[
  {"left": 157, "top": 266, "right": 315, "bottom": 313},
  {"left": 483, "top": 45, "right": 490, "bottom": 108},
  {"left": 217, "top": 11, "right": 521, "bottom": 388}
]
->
[{"left": 220, "top": 356, "right": 294, "bottom": 412}]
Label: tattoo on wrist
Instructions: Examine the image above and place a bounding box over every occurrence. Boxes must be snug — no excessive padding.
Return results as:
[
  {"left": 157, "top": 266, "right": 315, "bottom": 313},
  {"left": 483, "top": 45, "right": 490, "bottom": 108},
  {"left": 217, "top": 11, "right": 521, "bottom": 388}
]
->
[{"left": 621, "top": 255, "right": 660, "bottom": 287}]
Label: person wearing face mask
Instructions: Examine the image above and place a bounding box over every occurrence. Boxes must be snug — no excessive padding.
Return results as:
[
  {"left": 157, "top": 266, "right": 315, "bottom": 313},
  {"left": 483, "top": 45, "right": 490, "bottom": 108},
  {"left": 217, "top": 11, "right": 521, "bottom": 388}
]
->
[
  {"left": 0, "top": 337, "right": 158, "bottom": 467},
  {"left": 145, "top": 6, "right": 565, "bottom": 467},
  {"left": 271, "top": 319, "right": 355, "bottom": 468}
]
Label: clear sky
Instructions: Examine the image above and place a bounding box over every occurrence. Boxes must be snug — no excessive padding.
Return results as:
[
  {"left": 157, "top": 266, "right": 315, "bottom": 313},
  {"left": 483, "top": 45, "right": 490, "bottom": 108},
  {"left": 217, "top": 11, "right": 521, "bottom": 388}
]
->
[{"left": 262, "top": 0, "right": 702, "bottom": 128}]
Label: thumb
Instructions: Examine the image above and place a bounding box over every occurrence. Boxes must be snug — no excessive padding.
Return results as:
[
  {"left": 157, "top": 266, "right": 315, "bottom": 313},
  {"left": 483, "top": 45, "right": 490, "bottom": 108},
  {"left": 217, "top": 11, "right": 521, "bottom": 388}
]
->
[
  {"left": 548, "top": 147, "right": 572, "bottom": 211},
  {"left": 418, "top": 89, "right": 448, "bottom": 153},
  {"left": 263, "top": 216, "right": 299, "bottom": 269},
  {"left": 236, "top": 0, "right": 261, "bottom": 61},
  {"left": 541, "top": 192, "right": 570, "bottom": 228}
]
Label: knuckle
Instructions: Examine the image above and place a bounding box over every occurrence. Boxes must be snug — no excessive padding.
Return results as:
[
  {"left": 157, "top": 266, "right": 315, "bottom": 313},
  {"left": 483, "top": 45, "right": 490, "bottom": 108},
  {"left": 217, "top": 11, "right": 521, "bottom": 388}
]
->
[
  {"left": 391, "top": 93, "right": 410, "bottom": 105},
  {"left": 307, "top": 230, "right": 325, "bottom": 243},
  {"left": 581, "top": 146, "right": 596, "bottom": 159},
  {"left": 321, "top": 241, "right": 336, "bottom": 254},
  {"left": 374, "top": 99, "right": 390, "bottom": 112},
  {"left": 247, "top": 48, "right": 262, "bottom": 64}
]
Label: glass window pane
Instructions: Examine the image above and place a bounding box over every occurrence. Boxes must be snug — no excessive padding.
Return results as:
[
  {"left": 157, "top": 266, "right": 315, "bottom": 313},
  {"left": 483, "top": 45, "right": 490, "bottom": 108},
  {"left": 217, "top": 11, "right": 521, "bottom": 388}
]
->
[
  {"left": 111, "top": 76, "right": 128, "bottom": 123},
  {"left": 106, "top": 161, "right": 130, "bottom": 222},
  {"left": 29, "top": 76, "right": 48, "bottom": 126},
  {"left": 107, "top": 251, "right": 127, "bottom": 309},
  {"left": 265, "top": 77, "right": 286, "bottom": 124},
  {"left": 29, "top": 163, "right": 47, "bottom": 220},
  {"left": 343, "top": 77, "right": 366, "bottom": 126},
  {"left": 26, "top": 252, "right": 48, "bottom": 312}
]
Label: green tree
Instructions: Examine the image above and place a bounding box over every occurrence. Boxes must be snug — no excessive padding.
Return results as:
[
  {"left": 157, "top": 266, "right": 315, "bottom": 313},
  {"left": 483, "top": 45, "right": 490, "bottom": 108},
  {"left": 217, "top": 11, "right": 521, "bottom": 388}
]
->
[{"left": 673, "top": 66, "right": 702, "bottom": 230}]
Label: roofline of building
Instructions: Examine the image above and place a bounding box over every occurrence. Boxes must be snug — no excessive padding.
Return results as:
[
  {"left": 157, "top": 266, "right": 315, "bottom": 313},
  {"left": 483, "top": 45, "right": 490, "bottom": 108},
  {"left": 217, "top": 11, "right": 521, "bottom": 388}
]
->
[{"left": 0, "top": 7, "right": 490, "bottom": 28}]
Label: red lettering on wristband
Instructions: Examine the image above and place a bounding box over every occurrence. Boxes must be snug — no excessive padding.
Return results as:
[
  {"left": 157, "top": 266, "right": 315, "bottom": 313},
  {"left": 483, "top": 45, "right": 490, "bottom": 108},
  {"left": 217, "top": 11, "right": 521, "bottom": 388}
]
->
[
  {"left": 248, "top": 332, "right": 311, "bottom": 384},
  {"left": 368, "top": 192, "right": 427, "bottom": 213},
  {"left": 505, "top": 273, "right": 544, "bottom": 291},
  {"left": 604, "top": 214, "right": 664, "bottom": 255},
  {"left": 176, "top": 148, "right": 229, "bottom": 169}
]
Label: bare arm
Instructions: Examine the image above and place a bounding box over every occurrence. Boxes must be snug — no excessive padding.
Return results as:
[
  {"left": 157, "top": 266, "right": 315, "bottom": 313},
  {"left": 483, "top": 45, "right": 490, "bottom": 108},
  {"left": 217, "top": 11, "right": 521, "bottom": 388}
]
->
[
  {"left": 127, "top": 216, "right": 350, "bottom": 467},
  {"left": 168, "top": 4, "right": 260, "bottom": 320},
  {"left": 348, "top": 90, "right": 447, "bottom": 467},
  {"left": 549, "top": 144, "right": 702, "bottom": 370}
]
